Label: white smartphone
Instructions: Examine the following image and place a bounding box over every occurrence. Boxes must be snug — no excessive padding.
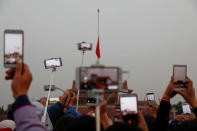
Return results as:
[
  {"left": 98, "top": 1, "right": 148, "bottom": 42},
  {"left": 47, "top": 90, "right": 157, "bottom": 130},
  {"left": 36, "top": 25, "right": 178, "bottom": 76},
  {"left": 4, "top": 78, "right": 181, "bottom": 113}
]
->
[
  {"left": 120, "top": 94, "right": 138, "bottom": 113},
  {"left": 173, "top": 65, "right": 187, "bottom": 90},
  {"left": 4, "top": 29, "right": 24, "bottom": 68},
  {"left": 44, "top": 57, "right": 62, "bottom": 69},
  {"left": 182, "top": 103, "right": 191, "bottom": 115}
]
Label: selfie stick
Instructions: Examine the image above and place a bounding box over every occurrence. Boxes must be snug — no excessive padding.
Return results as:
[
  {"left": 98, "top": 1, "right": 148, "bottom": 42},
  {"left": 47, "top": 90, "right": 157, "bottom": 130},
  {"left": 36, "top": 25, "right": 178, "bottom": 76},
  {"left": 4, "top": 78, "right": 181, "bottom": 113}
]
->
[
  {"left": 41, "top": 67, "right": 56, "bottom": 125},
  {"left": 76, "top": 50, "right": 86, "bottom": 112},
  {"left": 96, "top": 96, "right": 101, "bottom": 131}
]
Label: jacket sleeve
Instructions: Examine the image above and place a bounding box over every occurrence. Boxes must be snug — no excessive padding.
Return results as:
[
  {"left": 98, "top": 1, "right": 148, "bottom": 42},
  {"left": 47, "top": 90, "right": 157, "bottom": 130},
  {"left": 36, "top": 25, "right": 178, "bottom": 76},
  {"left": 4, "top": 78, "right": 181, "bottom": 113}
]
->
[
  {"left": 193, "top": 107, "right": 197, "bottom": 116},
  {"left": 48, "top": 102, "right": 65, "bottom": 126},
  {"left": 65, "top": 106, "right": 81, "bottom": 118},
  {"left": 156, "top": 100, "right": 171, "bottom": 131},
  {"left": 13, "top": 95, "right": 47, "bottom": 131}
]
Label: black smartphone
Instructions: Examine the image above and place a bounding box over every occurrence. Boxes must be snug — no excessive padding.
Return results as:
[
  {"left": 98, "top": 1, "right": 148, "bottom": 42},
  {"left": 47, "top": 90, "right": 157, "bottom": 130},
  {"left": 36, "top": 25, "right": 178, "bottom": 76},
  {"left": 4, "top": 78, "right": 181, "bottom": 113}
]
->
[
  {"left": 120, "top": 94, "right": 138, "bottom": 125},
  {"left": 173, "top": 65, "right": 187, "bottom": 90},
  {"left": 44, "top": 57, "right": 62, "bottom": 69},
  {"left": 44, "top": 85, "right": 56, "bottom": 91},
  {"left": 146, "top": 93, "right": 155, "bottom": 107},
  {"left": 4, "top": 29, "right": 24, "bottom": 68}
]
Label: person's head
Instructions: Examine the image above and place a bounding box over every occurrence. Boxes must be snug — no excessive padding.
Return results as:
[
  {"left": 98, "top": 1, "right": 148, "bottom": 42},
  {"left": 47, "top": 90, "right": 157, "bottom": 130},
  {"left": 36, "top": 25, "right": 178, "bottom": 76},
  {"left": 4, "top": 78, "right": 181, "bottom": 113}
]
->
[
  {"left": 39, "top": 97, "right": 47, "bottom": 106},
  {"left": 65, "top": 115, "right": 104, "bottom": 131},
  {"left": 0, "top": 120, "right": 15, "bottom": 130},
  {"left": 106, "top": 122, "right": 142, "bottom": 131},
  {"left": 53, "top": 115, "right": 75, "bottom": 131},
  {"left": 32, "top": 101, "right": 53, "bottom": 131}
]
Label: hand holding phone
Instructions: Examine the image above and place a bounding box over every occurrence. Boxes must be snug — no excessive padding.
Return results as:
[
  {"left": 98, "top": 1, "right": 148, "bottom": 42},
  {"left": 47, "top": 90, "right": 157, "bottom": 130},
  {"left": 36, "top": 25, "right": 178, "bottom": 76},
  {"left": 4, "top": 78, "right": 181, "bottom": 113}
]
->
[{"left": 120, "top": 94, "right": 138, "bottom": 125}]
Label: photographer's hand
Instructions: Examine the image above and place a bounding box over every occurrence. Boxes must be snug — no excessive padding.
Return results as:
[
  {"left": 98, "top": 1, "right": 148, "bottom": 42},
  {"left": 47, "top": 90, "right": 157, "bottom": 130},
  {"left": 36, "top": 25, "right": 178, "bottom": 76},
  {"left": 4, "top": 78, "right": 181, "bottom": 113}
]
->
[
  {"left": 163, "top": 76, "right": 177, "bottom": 100},
  {"left": 5, "top": 63, "right": 32, "bottom": 99},
  {"left": 175, "top": 77, "right": 197, "bottom": 108},
  {"left": 138, "top": 112, "right": 149, "bottom": 131}
]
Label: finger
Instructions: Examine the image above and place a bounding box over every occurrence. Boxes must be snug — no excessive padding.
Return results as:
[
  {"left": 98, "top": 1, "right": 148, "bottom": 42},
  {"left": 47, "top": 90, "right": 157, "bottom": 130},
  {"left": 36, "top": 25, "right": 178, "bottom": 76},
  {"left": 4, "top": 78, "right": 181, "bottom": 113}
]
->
[
  {"left": 170, "top": 76, "right": 174, "bottom": 84},
  {"left": 15, "top": 63, "right": 22, "bottom": 76},
  {"left": 5, "top": 68, "right": 15, "bottom": 74},
  {"left": 186, "top": 76, "right": 193, "bottom": 87},
  {"left": 22, "top": 64, "right": 32, "bottom": 77},
  {"left": 72, "top": 80, "right": 76, "bottom": 89},
  {"left": 138, "top": 111, "right": 144, "bottom": 122},
  {"left": 186, "top": 76, "right": 192, "bottom": 82},
  {"left": 5, "top": 74, "right": 14, "bottom": 80},
  {"left": 175, "top": 89, "right": 185, "bottom": 97}
]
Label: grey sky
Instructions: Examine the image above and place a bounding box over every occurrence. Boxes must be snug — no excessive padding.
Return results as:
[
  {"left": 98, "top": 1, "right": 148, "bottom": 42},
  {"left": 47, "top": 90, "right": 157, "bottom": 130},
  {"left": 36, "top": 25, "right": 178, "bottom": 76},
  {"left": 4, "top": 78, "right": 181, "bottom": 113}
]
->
[{"left": 1, "top": 0, "right": 197, "bottom": 108}]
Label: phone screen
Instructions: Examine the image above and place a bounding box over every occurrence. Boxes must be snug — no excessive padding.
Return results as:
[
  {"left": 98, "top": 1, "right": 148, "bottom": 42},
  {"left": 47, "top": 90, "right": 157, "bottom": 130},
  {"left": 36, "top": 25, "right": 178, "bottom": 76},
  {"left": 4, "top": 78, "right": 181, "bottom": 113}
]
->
[
  {"left": 120, "top": 96, "right": 137, "bottom": 113},
  {"left": 4, "top": 30, "right": 23, "bottom": 68},
  {"left": 44, "top": 58, "right": 62, "bottom": 69},
  {"left": 173, "top": 65, "right": 187, "bottom": 83},
  {"left": 182, "top": 104, "right": 191, "bottom": 115},
  {"left": 147, "top": 93, "right": 155, "bottom": 101},
  {"left": 78, "top": 43, "right": 92, "bottom": 50}
]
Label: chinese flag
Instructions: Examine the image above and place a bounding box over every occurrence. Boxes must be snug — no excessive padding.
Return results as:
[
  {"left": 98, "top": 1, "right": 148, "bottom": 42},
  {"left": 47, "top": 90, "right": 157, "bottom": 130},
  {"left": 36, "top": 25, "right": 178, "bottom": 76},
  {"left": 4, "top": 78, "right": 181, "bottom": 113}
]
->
[{"left": 96, "top": 37, "right": 100, "bottom": 58}]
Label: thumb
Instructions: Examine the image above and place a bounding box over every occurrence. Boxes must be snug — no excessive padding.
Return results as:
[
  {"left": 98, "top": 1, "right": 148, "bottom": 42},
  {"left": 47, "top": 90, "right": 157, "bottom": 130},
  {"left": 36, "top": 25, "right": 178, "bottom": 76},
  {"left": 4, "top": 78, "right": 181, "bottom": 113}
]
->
[
  {"left": 15, "top": 63, "right": 22, "bottom": 76},
  {"left": 175, "top": 89, "right": 185, "bottom": 97}
]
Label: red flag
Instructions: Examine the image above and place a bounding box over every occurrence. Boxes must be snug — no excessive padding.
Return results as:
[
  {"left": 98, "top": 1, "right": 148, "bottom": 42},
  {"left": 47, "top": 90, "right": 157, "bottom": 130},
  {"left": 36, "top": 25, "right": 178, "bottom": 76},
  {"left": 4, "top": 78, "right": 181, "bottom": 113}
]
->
[{"left": 96, "top": 37, "right": 100, "bottom": 58}]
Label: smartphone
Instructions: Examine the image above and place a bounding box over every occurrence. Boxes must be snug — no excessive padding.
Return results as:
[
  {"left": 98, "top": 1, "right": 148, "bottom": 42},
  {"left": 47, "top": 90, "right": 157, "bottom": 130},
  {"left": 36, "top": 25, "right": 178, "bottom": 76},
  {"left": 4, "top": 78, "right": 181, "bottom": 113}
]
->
[
  {"left": 146, "top": 93, "right": 155, "bottom": 101},
  {"left": 115, "top": 90, "right": 129, "bottom": 111},
  {"left": 78, "top": 42, "right": 92, "bottom": 51},
  {"left": 87, "top": 89, "right": 103, "bottom": 105},
  {"left": 120, "top": 94, "right": 138, "bottom": 125},
  {"left": 173, "top": 65, "right": 187, "bottom": 90},
  {"left": 44, "top": 57, "right": 62, "bottom": 69},
  {"left": 76, "top": 66, "right": 122, "bottom": 90},
  {"left": 44, "top": 85, "right": 56, "bottom": 91},
  {"left": 146, "top": 93, "right": 155, "bottom": 107},
  {"left": 4, "top": 29, "right": 24, "bottom": 68},
  {"left": 182, "top": 103, "right": 191, "bottom": 116},
  {"left": 49, "top": 97, "right": 59, "bottom": 104}
]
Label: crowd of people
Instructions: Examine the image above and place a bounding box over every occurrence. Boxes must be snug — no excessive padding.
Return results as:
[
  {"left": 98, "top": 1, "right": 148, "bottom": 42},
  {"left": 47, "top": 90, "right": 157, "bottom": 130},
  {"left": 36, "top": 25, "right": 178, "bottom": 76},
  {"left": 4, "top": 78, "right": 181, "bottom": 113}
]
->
[{"left": 0, "top": 62, "right": 197, "bottom": 131}]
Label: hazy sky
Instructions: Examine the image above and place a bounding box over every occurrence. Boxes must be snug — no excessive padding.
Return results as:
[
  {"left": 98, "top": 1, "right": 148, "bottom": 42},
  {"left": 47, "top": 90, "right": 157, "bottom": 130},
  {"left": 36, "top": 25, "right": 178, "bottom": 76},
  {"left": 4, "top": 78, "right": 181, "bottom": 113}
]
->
[{"left": 1, "top": 0, "right": 197, "bottom": 108}]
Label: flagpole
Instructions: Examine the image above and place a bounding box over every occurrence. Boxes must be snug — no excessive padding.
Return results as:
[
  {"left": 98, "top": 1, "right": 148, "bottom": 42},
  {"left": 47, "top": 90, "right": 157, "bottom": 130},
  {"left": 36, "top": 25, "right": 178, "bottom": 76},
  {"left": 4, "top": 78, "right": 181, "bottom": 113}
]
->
[
  {"left": 97, "top": 8, "right": 100, "bottom": 65},
  {"left": 97, "top": 8, "right": 100, "bottom": 37}
]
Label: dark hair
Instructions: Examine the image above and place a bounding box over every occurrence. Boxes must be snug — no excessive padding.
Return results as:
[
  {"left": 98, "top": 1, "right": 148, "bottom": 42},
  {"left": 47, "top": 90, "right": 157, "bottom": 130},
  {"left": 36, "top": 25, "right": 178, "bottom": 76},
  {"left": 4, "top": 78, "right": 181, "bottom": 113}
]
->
[
  {"left": 65, "top": 115, "right": 104, "bottom": 131},
  {"left": 106, "top": 122, "right": 142, "bottom": 131},
  {"left": 174, "top": 119, "right": 197, "bottom": 131},
  {"left": 53, "top": 115, "right": 74, "bottom": 131}
]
